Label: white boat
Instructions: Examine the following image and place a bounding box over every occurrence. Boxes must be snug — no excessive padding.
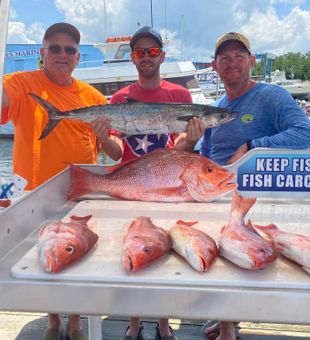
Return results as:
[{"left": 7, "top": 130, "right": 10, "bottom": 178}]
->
[
  {"left": 195, "top": 67, "right": 225, "bottom": 100},
  {"left": 0, "top": 122, "right": 14, "bottom": 138},
  {"left": 73, "top": 37, "right": 210, "bottom": 104},
  {"left": 196, "top": 67, "right": 310, "bottom": 101},
  {"left": 269, "top": 70, "right": 310, "bottom": 100}
]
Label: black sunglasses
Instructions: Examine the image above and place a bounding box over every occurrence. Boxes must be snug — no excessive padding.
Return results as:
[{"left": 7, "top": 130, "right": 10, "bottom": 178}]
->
[{"left": 47, "top": 44, "right": 78, "bottom": 55}]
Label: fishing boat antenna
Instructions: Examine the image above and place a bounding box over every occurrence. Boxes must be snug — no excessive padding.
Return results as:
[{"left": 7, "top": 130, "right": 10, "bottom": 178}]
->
[
  {"left": 103, "top": 0, "right": 107, "bottom": 41},
  {"left": 179, "top": 14, "right": 184, "bottom": 56},
  {"left": 150, "top": 0, "right": 154, "bottom": 27},
  {"left": 164, "top": 0, "right": 168, "bottom": 44}
]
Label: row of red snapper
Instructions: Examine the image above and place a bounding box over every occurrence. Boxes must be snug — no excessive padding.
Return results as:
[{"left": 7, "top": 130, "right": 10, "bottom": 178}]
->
[{"left": 37, "top": 191, "right": 310, "bottom": 275}]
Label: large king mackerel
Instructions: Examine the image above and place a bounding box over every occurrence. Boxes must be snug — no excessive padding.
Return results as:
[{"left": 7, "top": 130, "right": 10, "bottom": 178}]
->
[{"left": 28, "top": 93, "right": 239, "bottom": 140}]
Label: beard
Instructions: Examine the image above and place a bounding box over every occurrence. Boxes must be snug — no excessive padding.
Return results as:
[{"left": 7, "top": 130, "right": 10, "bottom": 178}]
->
[{"left": 136, "top": 61, "right": 161, "bottom": 79}]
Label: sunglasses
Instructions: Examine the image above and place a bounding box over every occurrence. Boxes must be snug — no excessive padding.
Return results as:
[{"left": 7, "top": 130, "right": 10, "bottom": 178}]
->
[
  {"left": 132, "top": 47, "right": 162, "bottom": 59},
  {"left": 47, "top": 44, "right": 78, "bottom": 55}
]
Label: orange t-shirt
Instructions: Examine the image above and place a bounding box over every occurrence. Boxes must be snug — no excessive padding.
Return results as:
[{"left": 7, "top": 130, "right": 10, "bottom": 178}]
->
[{"left": 2, "top": 70, "right": 107, "bottom": 189}]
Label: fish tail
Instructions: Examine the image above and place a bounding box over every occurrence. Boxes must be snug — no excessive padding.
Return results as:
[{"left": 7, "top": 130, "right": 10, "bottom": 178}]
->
[
  {"left": 231, "top": 191, "right": 256, "bottom": 217},
  {"left": 28, "top": 93, "right": 62, "bottom": 140},
  {"left": 68, "top": 165, "right": 100, "bottom": 200}
]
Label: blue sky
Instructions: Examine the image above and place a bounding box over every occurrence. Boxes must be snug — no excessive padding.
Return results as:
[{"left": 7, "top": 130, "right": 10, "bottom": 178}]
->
[{"left": 7, "top": 0, "right": 310, "bottom": 61}]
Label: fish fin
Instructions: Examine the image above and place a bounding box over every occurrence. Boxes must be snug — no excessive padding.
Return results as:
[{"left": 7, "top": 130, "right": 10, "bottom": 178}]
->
[
  {"left": 252, "top": 224, "right": 281, "bottom": 247},
  {"left": 69, "top": 214, "right": 93, "bottom": 225},
  {"left": 176, "top": 220, "right": 198, "bottom": 227},
  {"left": 220, "top": 224, "right": 227, "bottom": 234},
  {"left": 245, "top": 219, "right": 261, "bottom": 235},
  {"left": 68, "top": 165, "right": 105, "bottom": 200},
  {"left": 253, "top": 223, "right": 278, "bottom": 237},
  {"left": 105, "top": 157, "right": 139, "bottom": 173},
  {"left": 176, "top": 115, "right": 198, "bottom": 122},
  {"left": 28, "top": 93, "right": 63, "bottom": 140},
  {"left": 144, "top": 187, "right": 186, "bottom": 197}
]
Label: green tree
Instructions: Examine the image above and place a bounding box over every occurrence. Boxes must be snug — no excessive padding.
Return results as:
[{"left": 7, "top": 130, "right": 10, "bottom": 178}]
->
[
  {"left": 252, "top": 60, "right": 263, "bottom": 79},
  {"left": 273, "top": 52, "right": 310, "bottom": 80}
]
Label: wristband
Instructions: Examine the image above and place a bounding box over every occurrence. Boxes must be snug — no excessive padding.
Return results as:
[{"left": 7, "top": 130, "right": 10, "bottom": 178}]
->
[{"left": 246, "top": 140, "right": 252, "bottom": 151}]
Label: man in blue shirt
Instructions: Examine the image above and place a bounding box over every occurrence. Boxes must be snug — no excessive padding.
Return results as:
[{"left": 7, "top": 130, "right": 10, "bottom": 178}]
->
[
  {"left": 200, "top": 32, "right": 310, "bottom": 166},
  {"left": 201, "top": 32, "right": 310, "bottom": 340}
]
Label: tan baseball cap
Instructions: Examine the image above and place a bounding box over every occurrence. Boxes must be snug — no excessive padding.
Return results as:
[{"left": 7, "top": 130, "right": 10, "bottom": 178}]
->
[{"left": 215, "top": 32, "right": 251, "bottom": 57}]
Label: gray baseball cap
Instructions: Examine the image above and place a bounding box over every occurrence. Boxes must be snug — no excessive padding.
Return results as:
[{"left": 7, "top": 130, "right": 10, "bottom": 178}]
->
[
  {"left": 43, "top": 22, "right": 80, "bottom": 44},
  {"left": 130, "top": 26, "right": 163, "bottom": 49}
]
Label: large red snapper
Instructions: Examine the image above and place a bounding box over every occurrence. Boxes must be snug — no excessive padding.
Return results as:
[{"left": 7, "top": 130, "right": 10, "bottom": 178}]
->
[
  {"left": 37, "top": 215, "right": 98, "bottom": 273},
  {"left": 170, "top": 220, "right": 218, "bottom": 272},
  {"left": 219, "top": 191, "right": 278, "bottom": 270},
  {"left": 68, "top": 149, "right": 236, "bottom": 202},
  {"left": 254, "top": 224, "right": 310, "bottom": 274},
  {"left": 122, "top": 216, "right": 172, "bottom": 272}
]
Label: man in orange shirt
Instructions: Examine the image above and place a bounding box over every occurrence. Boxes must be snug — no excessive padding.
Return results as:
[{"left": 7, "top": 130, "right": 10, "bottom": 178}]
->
[
  {"left": 1, "top": 22, "right": 108, "bottom": 190},
  {"left": 1, "top": 22, "right": 107, "bottom": 340}
]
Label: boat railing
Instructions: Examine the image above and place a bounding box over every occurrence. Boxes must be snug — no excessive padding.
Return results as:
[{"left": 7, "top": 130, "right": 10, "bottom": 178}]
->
[
  {"left": 76, "top": 55, "right": 190, "bottom": 69},
  {"left": 77, "top": 59, "right": 105, "bottom": 68},
  {"left": 164, "top": 55, "right": 189, "bottom": 62}
]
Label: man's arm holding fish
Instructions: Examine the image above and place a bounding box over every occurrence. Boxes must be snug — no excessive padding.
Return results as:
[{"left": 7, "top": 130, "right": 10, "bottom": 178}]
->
[
  {"left": 91, "top": 117, "right": 123, "bottom": 161},
  {"left": 173, "top": 117, "right": 205, "bottom": 151}
]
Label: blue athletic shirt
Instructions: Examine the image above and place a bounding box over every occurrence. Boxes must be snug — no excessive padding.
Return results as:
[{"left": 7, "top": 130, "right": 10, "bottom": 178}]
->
[{"left": 200, "top": 82, "right": 310, "bottom": 165}]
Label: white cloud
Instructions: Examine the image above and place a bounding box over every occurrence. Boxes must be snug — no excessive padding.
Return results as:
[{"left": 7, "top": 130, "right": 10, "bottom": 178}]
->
[
  {"left": 7, "top": 22, "right": 36, "bottom": 44},
  {"left": 54, "top": 0, "right": 127, "bottom": 42},
  {"left": 27, "top": 22, "right": 46, "bottom": 44},
  {"left": 271, "top": 0, "right": 305, "bottom": 5},
  {"left": 240, "top": 6, "right": 310, "bottom": 55},
  {"left": 5, "top": 1, "right": 310, "bottom": 60}
]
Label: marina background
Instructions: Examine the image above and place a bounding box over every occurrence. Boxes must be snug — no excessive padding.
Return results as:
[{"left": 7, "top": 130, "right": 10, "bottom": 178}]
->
[
  {"left": 1, "top": 3, "right": 310, "bottom": 340},
  {"left": 8, "top": 1, "right": 310, "bottom": 60},
  {"left": 0, "top": 138, "right": 13, "bottom": 182}
]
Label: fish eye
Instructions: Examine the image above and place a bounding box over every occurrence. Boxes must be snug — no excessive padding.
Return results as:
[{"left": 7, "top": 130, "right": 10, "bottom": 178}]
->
[
  {"left": 206, "top": 166, "right": 213, "bottom": 173},
  {"left": 220, "top": 113, "right": 226, "bottom": 119},
  {"left": 65, "top": 245, "right": 75, "bottom": 254}
]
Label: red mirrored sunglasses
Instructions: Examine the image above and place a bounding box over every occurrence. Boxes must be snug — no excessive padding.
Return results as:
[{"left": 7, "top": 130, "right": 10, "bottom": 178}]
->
[{"left": 132, "top": 47, "right": 162, "bottom": 59}]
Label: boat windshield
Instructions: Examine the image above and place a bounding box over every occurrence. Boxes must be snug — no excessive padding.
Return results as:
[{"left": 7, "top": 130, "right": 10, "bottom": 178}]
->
[{"left": 115, "top": 44, "right": 131, "bottom": 60}]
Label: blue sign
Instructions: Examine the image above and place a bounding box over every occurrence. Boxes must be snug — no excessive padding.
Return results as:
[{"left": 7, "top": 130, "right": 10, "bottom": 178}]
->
[{"left": 237, "top": 153, "right": 310, "bottom": 192}]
